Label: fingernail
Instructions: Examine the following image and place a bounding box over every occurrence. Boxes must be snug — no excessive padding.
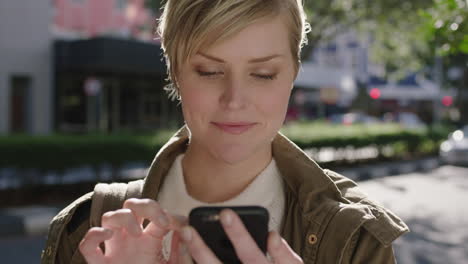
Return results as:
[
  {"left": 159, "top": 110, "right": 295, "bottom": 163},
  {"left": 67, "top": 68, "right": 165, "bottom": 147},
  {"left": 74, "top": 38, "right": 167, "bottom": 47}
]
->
[
  {"left": 181, "top": 226, "right": 192, "bottom": 242},
  {"left": 103, "top": 228, "right": 113, "bottom": 236},
  {"left": 158, "top": 214, "right": 169, "bottom": 227},
  {"left": 270, "top": 232, "right": 281, "bottom": 249},
  {"left": 220, "top": 210, "right": 232, "bottom": 226}
]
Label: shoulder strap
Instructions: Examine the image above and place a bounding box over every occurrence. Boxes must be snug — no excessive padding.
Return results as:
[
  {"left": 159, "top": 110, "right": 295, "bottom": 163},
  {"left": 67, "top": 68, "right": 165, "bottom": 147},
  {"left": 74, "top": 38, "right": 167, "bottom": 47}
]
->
[
  {"left": 90, "top": 179, "right": 144, "bottom": 227},
  {"left": 126, "top": 179, "right": 144, "bottom": 200}
]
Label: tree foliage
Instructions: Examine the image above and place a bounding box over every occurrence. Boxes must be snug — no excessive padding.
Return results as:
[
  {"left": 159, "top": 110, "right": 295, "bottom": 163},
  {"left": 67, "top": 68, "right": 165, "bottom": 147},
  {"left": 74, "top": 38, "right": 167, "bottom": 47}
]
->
[
  {"left": 421, "top": 0, "right": 468, "bottom": 55},
  {"left": 302, "top": 0, "right": 433, "bottom": 59},
  {"left": 365, "top": 0, "right": 467, "bottom": 74}
]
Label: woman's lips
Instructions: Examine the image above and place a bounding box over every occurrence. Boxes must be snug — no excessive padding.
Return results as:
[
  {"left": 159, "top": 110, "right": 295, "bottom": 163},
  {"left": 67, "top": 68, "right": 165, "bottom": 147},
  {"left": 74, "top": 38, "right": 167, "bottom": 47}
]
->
[{"left": 212, "top": 122, "right": 257, "bottom": 135}]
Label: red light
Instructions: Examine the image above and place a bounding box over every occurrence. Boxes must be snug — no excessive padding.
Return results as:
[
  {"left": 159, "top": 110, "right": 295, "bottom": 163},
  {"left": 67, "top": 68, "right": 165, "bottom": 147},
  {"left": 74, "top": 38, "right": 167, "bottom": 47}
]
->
[
  {"left": 369, "top": 88, "right": 381, "bottom": 99},
  {"left": 442, "top": 96, "right": 453, "bottom": 107}
]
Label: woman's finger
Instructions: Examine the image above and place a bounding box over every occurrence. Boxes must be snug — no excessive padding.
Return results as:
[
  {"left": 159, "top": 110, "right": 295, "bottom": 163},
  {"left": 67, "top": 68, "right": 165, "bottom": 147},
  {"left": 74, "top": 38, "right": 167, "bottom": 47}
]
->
[
  {"left": 176, "top": 242, "right": 194, "bottom": 264},
  {"left": 180, "top": 226, "right": 222, "bottom": 264},
  {"left": 168, "top": 214, "right": 188, "bottom": 229},
  {"left": 123, "top": 198, "right": 170, "bottom": 238},
  {"left": 168, "top": 230, "right": 195, "bottom": 264},
  {"left": 267, "top": 231, "right": 303, "bottom": 264},
  {"left": 219, "top": 209, "right": 269, "bottom": 264},
  {"left": 79, "top": 227, "right": 113, "bottom": 263},
  {"left": 101, "top": 208, "right": 142, "bottom": 236}
]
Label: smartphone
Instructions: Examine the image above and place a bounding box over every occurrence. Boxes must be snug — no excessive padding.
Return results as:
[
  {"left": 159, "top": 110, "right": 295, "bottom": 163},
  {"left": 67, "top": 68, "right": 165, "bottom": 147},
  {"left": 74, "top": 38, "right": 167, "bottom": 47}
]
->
[{"left": 189, "top": 206, "right": 269, "bottom": 264}]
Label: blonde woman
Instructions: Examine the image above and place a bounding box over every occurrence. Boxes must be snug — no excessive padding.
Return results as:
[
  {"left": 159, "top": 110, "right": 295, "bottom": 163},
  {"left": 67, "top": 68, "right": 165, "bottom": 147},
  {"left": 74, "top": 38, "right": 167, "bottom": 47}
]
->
[{"left": 42, "top": 0, "right": 408, "bottom": 263}]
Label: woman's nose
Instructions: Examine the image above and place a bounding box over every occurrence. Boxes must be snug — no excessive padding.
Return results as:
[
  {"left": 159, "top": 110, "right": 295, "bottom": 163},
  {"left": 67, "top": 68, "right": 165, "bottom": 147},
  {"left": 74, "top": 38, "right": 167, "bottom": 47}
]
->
[{"left": 220, "top": 77, "right": 247, "bottom": 110}]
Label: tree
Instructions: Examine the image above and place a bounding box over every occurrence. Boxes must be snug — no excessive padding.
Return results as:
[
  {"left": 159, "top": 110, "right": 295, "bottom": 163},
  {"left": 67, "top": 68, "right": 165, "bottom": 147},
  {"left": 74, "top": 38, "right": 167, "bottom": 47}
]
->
[
  {"left": 368, "top": 0, "right": 468, "bottom": 122},
  {"left": 302, "top": 0, "right": 433, "bottom": 59},
  {"left": 422, "top": 0, "right": 468, "bottom": 123}
]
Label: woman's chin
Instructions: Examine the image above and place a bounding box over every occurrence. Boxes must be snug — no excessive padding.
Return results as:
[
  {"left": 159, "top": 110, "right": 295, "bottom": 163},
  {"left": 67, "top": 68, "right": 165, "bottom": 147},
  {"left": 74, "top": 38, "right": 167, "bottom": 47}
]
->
[{"left": 211, "top": 147, "right": 256, "bottom": 166}]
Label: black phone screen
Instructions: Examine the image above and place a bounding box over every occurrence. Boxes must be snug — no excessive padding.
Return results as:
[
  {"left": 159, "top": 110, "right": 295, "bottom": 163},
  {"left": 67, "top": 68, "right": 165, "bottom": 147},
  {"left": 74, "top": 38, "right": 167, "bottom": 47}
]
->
[{"left": 189, "top": 206, "right": 269, "bottom": 264}]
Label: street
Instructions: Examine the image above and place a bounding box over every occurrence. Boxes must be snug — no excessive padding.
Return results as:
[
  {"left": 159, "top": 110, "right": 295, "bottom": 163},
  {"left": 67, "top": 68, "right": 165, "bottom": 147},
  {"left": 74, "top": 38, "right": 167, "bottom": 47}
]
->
[
  {"left": 359, "top": 165, "right": 468, "bottom": 264},
  {"left": 0, "top": 165, "right": 467, "bottom": 264},
  {"left": 0, "top": 235, "right": 45, "bottom": 263}
]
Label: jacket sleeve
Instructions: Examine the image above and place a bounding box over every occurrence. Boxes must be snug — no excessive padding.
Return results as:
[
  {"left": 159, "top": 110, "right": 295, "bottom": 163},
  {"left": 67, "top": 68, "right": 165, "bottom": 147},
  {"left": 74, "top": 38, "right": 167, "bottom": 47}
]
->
[
  {"left": 342, "top": 228, "right": 397, "bottom": 264},
  {"left": 41, "top": 194, "right": 92, "bottom": 264},
  {"left": 54, "top": 216, "right": 90, "bottom": 264}
]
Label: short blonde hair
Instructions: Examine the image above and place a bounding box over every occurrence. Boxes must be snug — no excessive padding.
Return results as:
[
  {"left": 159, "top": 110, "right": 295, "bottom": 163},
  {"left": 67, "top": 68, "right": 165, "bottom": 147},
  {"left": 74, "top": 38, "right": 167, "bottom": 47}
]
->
[{"left": 157, "top": 0, "right": 310, "bottom": 100}]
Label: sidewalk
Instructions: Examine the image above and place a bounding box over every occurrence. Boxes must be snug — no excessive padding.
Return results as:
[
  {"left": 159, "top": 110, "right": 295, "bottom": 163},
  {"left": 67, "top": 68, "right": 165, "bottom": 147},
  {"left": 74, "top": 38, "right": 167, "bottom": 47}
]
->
[
  {"left": 0, "top": 156, "right": 441, "bottom": 238},
  {"left": 359, "top": 165, "right": 468, "bottom": 263}
]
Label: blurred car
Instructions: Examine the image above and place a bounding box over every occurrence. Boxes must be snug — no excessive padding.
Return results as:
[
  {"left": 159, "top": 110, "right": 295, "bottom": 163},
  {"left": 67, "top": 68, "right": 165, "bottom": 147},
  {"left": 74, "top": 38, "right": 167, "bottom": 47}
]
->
[
  {"left": 328, "top": 112, "right": 380, "bottom": 125},
  {"left": 396, "top": 112, "right": 426, "bottom": 129},
  {"left": 440, "top": 126, "right": 468, "bottom": 165}
]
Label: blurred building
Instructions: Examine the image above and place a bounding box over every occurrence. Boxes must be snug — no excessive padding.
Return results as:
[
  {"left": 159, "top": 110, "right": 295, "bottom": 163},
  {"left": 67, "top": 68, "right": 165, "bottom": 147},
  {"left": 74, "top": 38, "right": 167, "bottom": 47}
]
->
[
  {"left": 0, "top": 0, "right": 53, "bottom": 134},
  {"left": 0, "top": 0, "right": 182, "bottom": 135},
  {"left": 293, "top": 30, "right": 441, "bottom": 122},
  {"left": 293, "top": 30, "right": 363, "bottom": 119}
]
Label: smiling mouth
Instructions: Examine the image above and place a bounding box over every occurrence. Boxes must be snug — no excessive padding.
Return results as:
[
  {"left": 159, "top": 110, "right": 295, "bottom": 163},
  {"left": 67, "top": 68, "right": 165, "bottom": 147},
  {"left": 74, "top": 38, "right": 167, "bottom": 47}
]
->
[{"left": 211, "top": 122, "right": 257, "bottom": 135}]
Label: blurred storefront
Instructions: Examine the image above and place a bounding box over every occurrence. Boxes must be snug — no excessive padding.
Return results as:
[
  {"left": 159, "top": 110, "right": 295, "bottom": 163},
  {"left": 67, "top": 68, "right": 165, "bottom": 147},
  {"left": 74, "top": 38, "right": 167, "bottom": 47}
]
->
[
  {"left": 366, "top": 74, "right": 440, "bottom": 124},
  {"left": 51, "top": 0, "right": 181, "bottom": 133},
  {"left": 293, "top": 29, "right": 442, "bottom": 124},
  {"left": 292, "top": 63, "right": 358, "bottom": 120},
  {"left": 54, "top": 37, "right": 182, "bottom": 133}
]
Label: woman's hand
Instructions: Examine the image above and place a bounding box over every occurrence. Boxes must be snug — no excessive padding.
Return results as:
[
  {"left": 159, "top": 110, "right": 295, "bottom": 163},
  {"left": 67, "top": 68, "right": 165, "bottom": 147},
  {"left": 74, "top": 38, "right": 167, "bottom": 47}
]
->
[
  {"left": 79, "top": 198, "right": 185, "bottom": 264},
  {"left": 179, "top": 209, "right": 303, "bottom": 264}
]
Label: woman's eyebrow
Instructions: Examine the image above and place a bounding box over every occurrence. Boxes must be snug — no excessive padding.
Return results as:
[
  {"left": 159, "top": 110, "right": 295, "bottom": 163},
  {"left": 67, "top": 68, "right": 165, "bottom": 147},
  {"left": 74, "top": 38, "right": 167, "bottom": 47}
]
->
[
  {"left": 248, "top": 54, "right": 283, "bottom": 63},
  {"left": 196, "top": 52, "right": 283, "bottom": 63}
]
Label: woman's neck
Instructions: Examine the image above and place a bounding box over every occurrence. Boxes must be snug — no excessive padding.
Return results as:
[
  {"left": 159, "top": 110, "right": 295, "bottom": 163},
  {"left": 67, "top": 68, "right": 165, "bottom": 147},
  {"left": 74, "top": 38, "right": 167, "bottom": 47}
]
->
[{"left": 181, "top": 144, "right": 272, "bottom": 203}]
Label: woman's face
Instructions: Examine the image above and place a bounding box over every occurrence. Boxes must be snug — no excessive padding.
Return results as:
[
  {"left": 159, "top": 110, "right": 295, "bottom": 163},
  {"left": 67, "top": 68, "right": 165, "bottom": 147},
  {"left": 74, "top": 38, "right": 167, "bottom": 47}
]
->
[{"left": 177, "top": 15, "right": 296, "bottom": 165}]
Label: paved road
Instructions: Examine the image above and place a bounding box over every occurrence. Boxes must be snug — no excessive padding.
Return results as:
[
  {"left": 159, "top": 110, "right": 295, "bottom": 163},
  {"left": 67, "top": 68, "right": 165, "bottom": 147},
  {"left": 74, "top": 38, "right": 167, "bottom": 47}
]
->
[
  {"left": 359, "top": 165, "right": 468, "bottom": 264},
  {"left": 0, "top": 235, "right": 45, "bottom": 263},
  {"left": 1, "top": 165, "right": 467, "bottom": 264}
]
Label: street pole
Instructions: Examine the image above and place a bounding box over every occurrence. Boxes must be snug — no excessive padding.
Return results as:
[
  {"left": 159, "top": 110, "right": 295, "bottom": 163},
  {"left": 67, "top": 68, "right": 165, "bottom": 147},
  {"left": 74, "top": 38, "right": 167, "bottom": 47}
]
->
[{"left": 433, "top": 56, "right": 443, "bottom": 125}]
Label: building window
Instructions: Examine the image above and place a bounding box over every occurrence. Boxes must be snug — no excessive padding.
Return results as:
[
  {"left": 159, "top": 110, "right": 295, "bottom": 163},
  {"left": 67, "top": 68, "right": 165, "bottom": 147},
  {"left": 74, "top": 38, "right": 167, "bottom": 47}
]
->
[
  {"left": 321, "top": 43, "right": 340, "bottom": 67},
  {"left": 10, "top": 76, "right": 32, "bottom": 133},
  {"left": 115, "top": 0, "right": 126, "bottom": 10}
]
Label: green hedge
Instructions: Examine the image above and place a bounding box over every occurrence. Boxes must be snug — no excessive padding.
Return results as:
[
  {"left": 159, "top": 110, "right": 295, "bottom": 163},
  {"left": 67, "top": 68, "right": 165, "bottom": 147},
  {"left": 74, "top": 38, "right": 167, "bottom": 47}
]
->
[
  {"left": 0, "top": 122, "right": 451, "bottom": 170},
  {"left": 280, "top": 122, "right": 451, "bottom": 157},
  {"left": 0, "top": 131, "right": 173, "bottom": 170}
]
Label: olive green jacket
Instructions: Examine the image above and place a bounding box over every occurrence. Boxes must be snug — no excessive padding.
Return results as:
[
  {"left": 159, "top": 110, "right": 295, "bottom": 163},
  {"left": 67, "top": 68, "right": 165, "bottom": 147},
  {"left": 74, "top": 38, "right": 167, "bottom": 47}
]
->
[{"left": 42, "top": 126, "right": 409, "bottom": 263}]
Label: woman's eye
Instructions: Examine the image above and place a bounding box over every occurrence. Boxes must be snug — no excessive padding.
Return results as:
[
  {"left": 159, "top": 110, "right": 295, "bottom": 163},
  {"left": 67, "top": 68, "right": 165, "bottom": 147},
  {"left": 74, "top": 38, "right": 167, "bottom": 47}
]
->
[
  {"left": 196, "top": 70, "right": 276, "bottom": 81},
  {"left": 197, "top": 70, "right": 223, "bottom": 77},
  {"left": 252, "top": 73, "right": 276, "bottom": 80}
]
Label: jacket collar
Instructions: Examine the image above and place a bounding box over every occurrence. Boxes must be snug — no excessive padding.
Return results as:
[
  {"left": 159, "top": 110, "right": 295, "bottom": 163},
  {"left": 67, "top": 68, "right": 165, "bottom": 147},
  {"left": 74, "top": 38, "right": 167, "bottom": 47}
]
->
[{"left": 272, "top": 130, "right": 408, "bottom": 247}]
